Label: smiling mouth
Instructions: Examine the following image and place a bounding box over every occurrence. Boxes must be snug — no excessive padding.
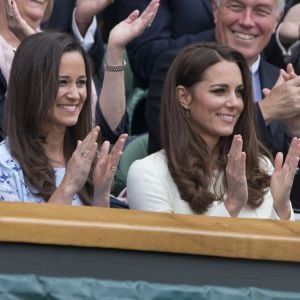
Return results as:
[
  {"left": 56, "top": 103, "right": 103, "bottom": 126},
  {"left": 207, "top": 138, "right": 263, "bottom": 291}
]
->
[
  {"left": 233, "top": 31, "right": 256, "bottom": 41},
  {"left": 57, "top": 104, "right": 78, "bottom": 112},
  {"left": 216, "top": 113, "right": 237, "bottom": 122}
]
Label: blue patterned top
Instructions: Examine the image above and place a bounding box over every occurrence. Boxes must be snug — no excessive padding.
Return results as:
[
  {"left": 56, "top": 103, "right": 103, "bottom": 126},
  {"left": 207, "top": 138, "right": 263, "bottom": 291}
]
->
[{"left": 0, "top": 139, "right": 83, "bottom": 205}]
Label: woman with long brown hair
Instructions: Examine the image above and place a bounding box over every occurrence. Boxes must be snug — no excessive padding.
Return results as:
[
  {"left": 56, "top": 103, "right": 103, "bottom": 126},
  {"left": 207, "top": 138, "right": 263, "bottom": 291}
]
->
[
  {"left": 127, "top": 42, "right": 300, "bottom": 219},
  {"left": 0, "top": 0, "right": 160, "bottom": 206}
]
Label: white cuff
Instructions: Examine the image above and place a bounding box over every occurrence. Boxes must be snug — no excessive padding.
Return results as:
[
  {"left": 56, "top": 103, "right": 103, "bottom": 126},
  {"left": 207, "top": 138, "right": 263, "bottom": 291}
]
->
[{"left": 72, "top": 7, "right": 97, "bottom": 52}]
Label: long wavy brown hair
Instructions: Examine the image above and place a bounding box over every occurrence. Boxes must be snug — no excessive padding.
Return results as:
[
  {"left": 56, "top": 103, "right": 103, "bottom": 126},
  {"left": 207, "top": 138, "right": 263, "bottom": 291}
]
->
[
  {"left": 161, "top": 42, "right": 271, "bottom": 213},
  {"left": 4, "top": 32, "right": 96, "bottom": 205}
]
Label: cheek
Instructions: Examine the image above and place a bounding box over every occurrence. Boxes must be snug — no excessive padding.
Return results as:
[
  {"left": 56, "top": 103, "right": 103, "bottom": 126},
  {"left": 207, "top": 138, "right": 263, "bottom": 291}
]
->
[
  {"left": 80, "top": 89, "right": 88, "bottom": 102},
  {"left": 239, "top": 100, "right": 244, "bottom": 112},
  {"left": 260, "top": 19, "right": 277, "bottom": 34}
]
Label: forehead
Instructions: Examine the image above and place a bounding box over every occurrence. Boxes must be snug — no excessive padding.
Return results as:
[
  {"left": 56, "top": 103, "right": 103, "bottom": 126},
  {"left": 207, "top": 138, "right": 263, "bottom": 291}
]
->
[
  {"left": 59, "top": 52, "right": 86, "bottom": 72},
  {"left": 221, "top": 0, "right": 278, "bottom": 10},
  {"left": 202, "top": 60, "right": 243, "bottom": 83}
]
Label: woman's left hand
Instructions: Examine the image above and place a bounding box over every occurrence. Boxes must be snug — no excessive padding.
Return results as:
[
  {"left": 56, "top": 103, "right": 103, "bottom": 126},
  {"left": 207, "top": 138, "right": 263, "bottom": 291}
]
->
[
  {"left": 92, "top": 134, "right": 128, "bottom": 206},
  {"left": 108, "top": 0, "right": 160, "bottom": 49},
  {"left": 271, "top": 137, "right": 300, "bottom": 219}
]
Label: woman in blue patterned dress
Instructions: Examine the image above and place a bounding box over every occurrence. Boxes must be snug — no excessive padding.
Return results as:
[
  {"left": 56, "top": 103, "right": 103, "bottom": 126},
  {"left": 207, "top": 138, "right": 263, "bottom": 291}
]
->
[{"left": 0, "top": 0, "right": 159, "bottom": 206}]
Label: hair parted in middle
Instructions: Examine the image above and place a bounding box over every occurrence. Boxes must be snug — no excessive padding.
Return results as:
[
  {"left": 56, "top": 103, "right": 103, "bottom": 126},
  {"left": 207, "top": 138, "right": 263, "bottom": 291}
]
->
[
  {"left": 4, "top": 31, "right": 95, "bottom": 204},
  {"left": 160, "top": 42, "right": 271, "bottom": 213}
]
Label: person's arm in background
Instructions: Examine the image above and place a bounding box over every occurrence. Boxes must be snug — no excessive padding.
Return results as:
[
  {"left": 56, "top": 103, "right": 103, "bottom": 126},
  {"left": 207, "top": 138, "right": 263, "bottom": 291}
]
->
[
  {"left": 99, "top": 0, "right": 160, "bottom": 133},
  {"left": 116, "top": 0, "right": 214, "bottom": 88}
]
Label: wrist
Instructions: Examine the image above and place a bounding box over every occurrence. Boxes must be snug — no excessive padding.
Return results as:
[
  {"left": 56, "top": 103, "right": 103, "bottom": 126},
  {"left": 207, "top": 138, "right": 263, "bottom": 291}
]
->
[
  {"left": 258, "top": 99, "right": 274, "bottom": 125},
  {"left": 75, "top": 7, "right": 93, "bottom": 25},
  {"left": 224, "top": 199, "right": 243, "bottom": 217},
  {"left": 274, "top": 202, "right": 291, "bottom": 220},
  {"left": 48, "top": 185, "right": 74, "bottom": 205},
  {"left": 93, "top": 191, "right": 110, "bottom": 207}
]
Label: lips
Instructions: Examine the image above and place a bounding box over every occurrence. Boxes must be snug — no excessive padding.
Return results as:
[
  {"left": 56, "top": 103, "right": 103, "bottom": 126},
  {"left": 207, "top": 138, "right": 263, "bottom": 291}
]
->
[
  {"left": 233, "top": 31, "right": 256, "bottom": 40},
  {"left": 216, "top": 113, "right": 237, "bottom": 122},
  {"left": 57, "top": 104, "right": 78, "bottom": 112}
]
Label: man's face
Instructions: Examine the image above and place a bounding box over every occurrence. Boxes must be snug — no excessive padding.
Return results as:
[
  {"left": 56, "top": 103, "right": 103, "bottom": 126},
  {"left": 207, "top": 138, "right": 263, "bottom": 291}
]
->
[{"left": 213, "top": 0, "right": 281, "bottom": 65}]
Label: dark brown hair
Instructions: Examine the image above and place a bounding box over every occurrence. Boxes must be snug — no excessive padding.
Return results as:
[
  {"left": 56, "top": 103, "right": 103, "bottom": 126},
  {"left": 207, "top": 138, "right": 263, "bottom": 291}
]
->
[
  {"left": 4, "top": 31, "right": 94, "bottom": 204},
  {"left": 161, "top": 42, "right": 271, "bottom": 213}
]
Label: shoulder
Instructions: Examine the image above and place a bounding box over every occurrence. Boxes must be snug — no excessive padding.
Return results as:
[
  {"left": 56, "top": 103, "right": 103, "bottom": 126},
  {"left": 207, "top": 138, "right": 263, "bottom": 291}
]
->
[
  {"left": 129, "top": 150, "right": 168, "bottom": 174},
  {"left": 0, "top": 139, "right": 19, "bottom": 168},
  {"left": 0, "top": 140, "right": 23, "bottom": 184}
]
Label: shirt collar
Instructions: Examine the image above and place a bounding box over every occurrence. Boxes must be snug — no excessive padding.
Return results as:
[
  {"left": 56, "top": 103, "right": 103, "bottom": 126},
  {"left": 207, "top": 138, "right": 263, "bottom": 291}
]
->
[{"left": 249, "top": 55, "right": 261, "bottom": 74}]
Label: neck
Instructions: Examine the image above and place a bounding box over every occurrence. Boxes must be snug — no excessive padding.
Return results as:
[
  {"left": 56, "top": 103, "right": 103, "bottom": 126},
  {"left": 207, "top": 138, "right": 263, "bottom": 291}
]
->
[{"left": 43, "top": 128, "right": 66, "bottom": 167}]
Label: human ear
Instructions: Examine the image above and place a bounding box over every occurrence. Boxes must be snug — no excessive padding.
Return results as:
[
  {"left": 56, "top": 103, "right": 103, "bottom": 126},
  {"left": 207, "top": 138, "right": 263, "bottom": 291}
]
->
[
  {"left": 176, "top": 85, "right": 192, "bottom": 110},
  {"left": 212, "top": 0, "right": 219, "bottom": 24}
]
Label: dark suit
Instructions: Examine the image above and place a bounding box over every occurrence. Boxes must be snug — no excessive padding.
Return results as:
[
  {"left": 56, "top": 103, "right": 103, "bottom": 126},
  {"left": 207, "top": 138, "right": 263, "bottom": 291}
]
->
[{"left": 116, "top": 0, "right": 214, "bottom": 88}]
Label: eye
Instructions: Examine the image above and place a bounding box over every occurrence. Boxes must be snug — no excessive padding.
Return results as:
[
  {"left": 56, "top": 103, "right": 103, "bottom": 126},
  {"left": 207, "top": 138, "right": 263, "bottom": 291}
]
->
[
  {"left": 77, "top": 79, "right": 87, "bottom": 87},
  {"left": 211, "top": 87, "right": 226, "bottom": 95},
  {"left": 235, "top": 87, "right": 244, "bottom": 98},
  {"left": 228, "top": 3, "right": 244, "bottom": 12},
  {"left": 254, "top": 8, "right": 271, "bottom": 17},
  {"left": 58, "top": 78, "right": 68, "bottom": 86}
]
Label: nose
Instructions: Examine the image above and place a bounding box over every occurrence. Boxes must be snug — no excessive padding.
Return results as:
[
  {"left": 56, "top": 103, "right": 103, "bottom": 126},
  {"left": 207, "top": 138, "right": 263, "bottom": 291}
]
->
[
  {"left": 226, "top": 93, "right": 243, "bottom": 109},
  {"left": 67, "top": 84, "right": 80, "bottom": 100},
  {"left": 239, "top": 8, "right": 255, "bottom": 27}
]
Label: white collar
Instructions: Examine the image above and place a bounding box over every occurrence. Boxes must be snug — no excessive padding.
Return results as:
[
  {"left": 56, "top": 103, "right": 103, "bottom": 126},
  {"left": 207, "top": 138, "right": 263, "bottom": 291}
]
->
[{"left": 249, "top": 55, "right": 261, "bottom": 74}]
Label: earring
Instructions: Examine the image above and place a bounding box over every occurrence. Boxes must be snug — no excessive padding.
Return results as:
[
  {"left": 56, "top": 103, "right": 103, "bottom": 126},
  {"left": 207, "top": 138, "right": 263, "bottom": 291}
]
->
[{"left": 185, "top": 109, "right": 190, "bottom": 119}]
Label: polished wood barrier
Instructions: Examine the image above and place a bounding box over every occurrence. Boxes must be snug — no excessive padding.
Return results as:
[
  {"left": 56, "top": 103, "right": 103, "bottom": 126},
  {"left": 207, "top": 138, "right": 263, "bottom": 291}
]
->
[{"left": 0, "top": 202, "right": 300, "bottom": 263}]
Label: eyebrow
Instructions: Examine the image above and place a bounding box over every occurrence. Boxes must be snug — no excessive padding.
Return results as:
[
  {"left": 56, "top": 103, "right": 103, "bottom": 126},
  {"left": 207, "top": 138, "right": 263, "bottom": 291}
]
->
[{"left": 58, "top": 75, "right": 87, "bottom": 78}]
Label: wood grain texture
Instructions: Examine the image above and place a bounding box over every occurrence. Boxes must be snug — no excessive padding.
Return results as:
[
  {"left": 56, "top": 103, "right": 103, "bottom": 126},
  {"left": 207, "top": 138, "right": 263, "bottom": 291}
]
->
[{"left": 0, "top": 202, "right": 299, "bottom": 262}]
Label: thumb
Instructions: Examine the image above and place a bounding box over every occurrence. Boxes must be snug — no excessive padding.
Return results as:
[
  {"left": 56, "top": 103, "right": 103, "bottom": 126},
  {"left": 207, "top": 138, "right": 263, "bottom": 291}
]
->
[{"left": 262, "top": 88, "right": 271, "bottom": 97}]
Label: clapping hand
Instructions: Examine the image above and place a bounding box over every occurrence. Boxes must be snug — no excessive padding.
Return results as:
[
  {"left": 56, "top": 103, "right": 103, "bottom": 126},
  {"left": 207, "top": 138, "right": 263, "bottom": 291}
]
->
[
  {"left": 58, "top": 127, "right": 127, "bottom": 206},
  {"left": 60, "top": 127, "right": 101, "bottom": 199},
  {"left": 260, "top": 63, "right": 300, "bottom": 123},
  {"left": 93, "top": 133, "right": 128, "bottom": 206},
  {"left": 271, "top": 137, "right": 300, "bottom": 219},
  {"left": 225, "top": 135, "right": 248, "bottom": 217}
]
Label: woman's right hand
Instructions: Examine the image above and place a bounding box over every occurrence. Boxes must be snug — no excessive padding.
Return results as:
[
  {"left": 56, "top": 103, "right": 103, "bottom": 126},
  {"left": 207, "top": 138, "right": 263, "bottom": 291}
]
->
[
  {"left": 59, "top": 127, "right": 100, "bottom": 199},
  {"left": 225, "top": 135, "right": 248, "bottom": 217}
]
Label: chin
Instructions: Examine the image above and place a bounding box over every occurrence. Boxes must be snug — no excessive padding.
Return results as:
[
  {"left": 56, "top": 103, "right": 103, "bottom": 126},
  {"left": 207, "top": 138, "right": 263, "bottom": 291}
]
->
[{"left": 218, "top": 128, "right": 234, "bottom": 137}]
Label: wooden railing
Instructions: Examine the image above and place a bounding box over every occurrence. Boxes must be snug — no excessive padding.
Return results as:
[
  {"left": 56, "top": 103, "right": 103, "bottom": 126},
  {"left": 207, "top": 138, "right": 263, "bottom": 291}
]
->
[{"left": 0, "top": 202, "right": 300, "bottom": 262}]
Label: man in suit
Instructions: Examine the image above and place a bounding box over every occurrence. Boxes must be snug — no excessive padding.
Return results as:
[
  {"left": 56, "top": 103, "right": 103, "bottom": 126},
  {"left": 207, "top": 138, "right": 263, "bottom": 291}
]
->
[{"left": 116, "top": 0, "right": 215, "bottom": 89}]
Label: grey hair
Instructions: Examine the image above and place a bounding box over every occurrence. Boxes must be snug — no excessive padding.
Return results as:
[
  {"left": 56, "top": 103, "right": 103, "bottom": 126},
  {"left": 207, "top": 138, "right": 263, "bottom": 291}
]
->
[{"left": 214, "top": 0, "right": 285, "bottom": 17}]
